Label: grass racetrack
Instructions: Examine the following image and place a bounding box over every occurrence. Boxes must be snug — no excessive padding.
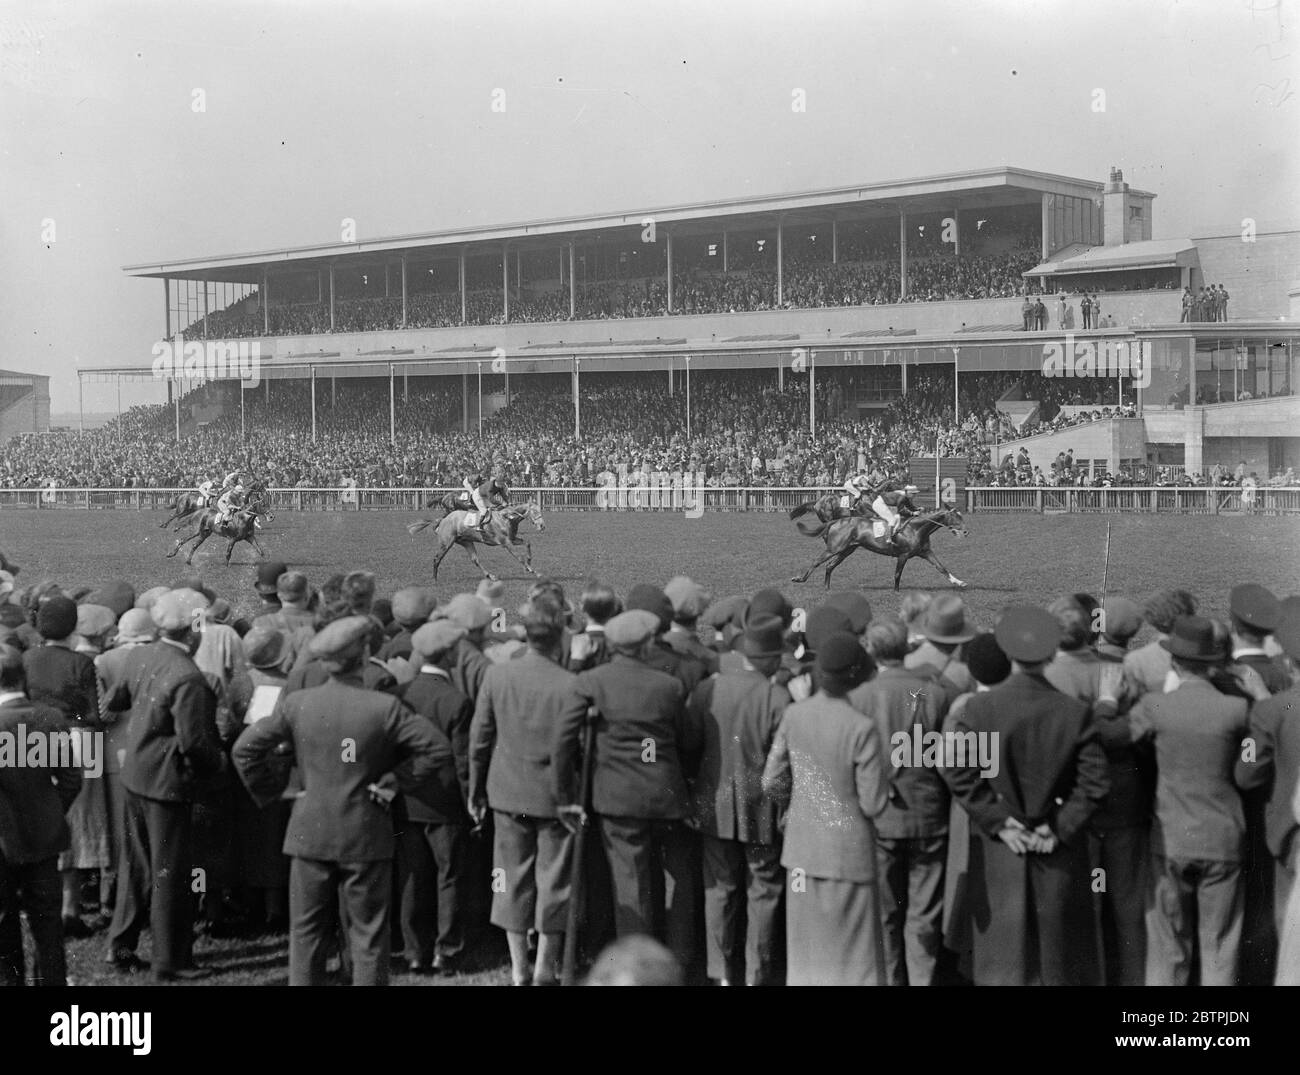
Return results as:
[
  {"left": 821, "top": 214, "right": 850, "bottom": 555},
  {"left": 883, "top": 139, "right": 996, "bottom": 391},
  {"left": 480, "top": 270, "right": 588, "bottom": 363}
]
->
[{"left": 4, "top": 504, "right": 1299, "bottom": 985}]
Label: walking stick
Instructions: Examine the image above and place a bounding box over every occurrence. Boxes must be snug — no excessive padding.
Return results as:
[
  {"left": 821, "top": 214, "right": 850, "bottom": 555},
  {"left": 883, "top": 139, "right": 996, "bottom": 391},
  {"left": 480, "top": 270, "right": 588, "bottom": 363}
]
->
[
  {"left": 561, "top": 705, "right": 598, "bottom": 986},
  {"left": 1101, "top": 519, "right": 1113, "bottom": 599}
]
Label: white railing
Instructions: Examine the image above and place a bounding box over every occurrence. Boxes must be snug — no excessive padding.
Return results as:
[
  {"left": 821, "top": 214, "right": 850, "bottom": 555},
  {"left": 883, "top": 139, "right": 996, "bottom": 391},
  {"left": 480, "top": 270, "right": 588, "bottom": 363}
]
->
[
  {"left": 3, "top": 485, "right": 1298, "bottom": 514},
  {"left": 966, "top": 486, "right": 1300, "bottom": 515}
]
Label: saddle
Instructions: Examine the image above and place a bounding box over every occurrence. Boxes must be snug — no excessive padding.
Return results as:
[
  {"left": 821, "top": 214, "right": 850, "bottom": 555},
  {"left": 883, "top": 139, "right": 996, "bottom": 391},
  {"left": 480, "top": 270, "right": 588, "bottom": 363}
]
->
[{"left": 456, "top": 510, "right": 486, "bottom": 537}]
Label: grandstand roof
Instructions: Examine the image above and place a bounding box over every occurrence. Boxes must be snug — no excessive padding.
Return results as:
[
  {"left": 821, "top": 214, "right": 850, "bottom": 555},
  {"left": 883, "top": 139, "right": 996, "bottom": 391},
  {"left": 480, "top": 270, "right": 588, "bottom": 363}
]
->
[
  {"left": 1024, "top": 238, "right": 1198, "bottom": 277},
  {"left": 123, "top": 166, "right": 1135, "bottom": 283}
]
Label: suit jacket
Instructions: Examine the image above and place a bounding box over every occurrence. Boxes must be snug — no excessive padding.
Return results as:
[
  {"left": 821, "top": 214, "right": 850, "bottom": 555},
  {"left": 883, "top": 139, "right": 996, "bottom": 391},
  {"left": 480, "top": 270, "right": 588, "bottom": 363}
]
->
[
  {"left": 554, "top": 654, "right": 698, "bottom": 820},
  {"left": 1236, "top": 683, "right": 1300, "bottom": 862},
  {"left": 1233, "top": 650, "right": 1291, "bottom": 696},
  {"left": 94, "top": 643, "right": 151, "bottom": 776},
  {"left": 470, "top": 648, "right": 576, "bottom": 818},
  {"left": 252, "top": 605, "right": 315, "bottom": 636},
  {"left": 905, "top": 642, "right": 973, "bottom": 695},
  {"left": 0, "top": 696, "right": 82, "bottom": 863},
  {"left": 761, "top": 692, "right": 888, "bottom": 883},
  {"left": 1124, "top": 638, "right": 1171, "bottom": 698},
  {"left": 848, "top": 665, "right": 952, "bottom": 839},
  {"left": 1130, "top": 676, "right": 1249, "bottom": 862},
  {"left": 398, "top": 669, "right": 471, "bottom": 824},
  {"left": 567, "top": 627, "right": 612, "bottom": 673},
  {"left": 450, "top": 639, "right": 490, "bottom": 704},
  {"left": 945, "top": 672, "right": 1108, "bottom": 846},
  {"left": 232, "top": 676, "right": 448, "bottom": 862},
  {"left": 377, "top": 627, "right": 415, "bottom": 663},
  {"left": 645, "top": 639, "right": 707, "bottom": 695},
  {"left": 22, "top": 643, "right": 98, "bottom": 724},
  {"left": 106, "top": 640, "right": 224, "bottom": 803},
  {"left": 687, "top": 668, "right": 789, "bottom": 844},
  {"left": 666, "top": 626, "right": 720, "bottom": 677}
]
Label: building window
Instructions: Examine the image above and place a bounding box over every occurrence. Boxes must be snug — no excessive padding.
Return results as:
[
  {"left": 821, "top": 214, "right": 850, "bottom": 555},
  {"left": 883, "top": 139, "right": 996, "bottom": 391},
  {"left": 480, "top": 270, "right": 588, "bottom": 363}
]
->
[{"left": 1129, "top": 206, "right": 1144, "bottom": 220}]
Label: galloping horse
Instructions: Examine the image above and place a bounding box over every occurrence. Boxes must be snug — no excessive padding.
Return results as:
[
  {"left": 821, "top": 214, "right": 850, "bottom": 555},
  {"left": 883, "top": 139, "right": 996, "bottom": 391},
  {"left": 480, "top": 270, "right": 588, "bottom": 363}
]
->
[
  {"left": 167, "top": 506, "right": 268, "bottom": 566},
  {"left": 790, "top": 503, "right": 969, "bottom": 590},
  {"left": 160, "top": 481, "right": 274, "bottom": 532},
  {"left": 407, "top": 502, "right": 545, "bottom": 581}
]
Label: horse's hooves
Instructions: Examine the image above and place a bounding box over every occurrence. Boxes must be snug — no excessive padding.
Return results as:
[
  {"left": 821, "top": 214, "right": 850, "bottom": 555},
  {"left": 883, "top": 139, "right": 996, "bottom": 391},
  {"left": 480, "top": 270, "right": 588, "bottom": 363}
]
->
[{"left": 952, "top": 579, "right": 968, "bottom": 589}]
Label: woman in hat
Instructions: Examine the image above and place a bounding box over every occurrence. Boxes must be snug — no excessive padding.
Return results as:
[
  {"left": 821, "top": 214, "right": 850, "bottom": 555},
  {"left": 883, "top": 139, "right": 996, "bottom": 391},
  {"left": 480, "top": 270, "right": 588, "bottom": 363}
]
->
[{"left": 762, "top": 632, "right": 887, "bottom": 984}]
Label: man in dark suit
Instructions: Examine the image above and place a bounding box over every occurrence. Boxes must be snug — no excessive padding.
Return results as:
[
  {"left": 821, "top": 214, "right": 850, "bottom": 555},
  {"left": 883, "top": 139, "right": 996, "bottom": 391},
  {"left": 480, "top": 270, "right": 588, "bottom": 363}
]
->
[
  {"left": 665, "top": 575, "right": 719, "bottom": 677},
  {"left": 945, "top": 606, "right": 1109, "bottom": 986},
  {"left": 469, "top": 596, "right": 578, "bottom": 986},
  {"left": 103, "top": 589, "right": 224, "bottom": 980},
  {"left": 554, "top": 609, "right": 703, "bottom": 976},
  {"left": 625, "top": 583, "right": 708, "bottom": 694},
  {"left": 1229, "top": 583, "right": 1288, "bottom": 695},
  {"left": 1236, "top": 607, "right": 1300, "bottom": 937},
  {"left": 233, "top": 616, "right": 448, "bottom": 986},
  {"left": 434, "top": 594, "right": 493, "bottom": 705},
  {"left": 686, "top": 614, "right": 789, "bottom": 985},
  {"left": 396, "top": 619, "right": 472, "bottom": 975},
  {"left": 1131, "top": 615, "right": 1251, "bottom": 985},
  {"left": 0, "top": 646, "right": 83, "bottom": 986},
  {"left": 850, "top": 615, "right": 955, "bottom": 986},
  {"left": 569, "top": 581, "right": 619, "bottom": 673},
  {"left": 378, "top": 587, "right": 436, "bottom": 663}
]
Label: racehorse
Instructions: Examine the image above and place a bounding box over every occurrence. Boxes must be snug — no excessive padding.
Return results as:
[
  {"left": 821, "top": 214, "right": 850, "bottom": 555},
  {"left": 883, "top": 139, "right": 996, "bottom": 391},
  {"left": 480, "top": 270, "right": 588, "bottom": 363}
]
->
[
  {"left": 160, "top": 481, "right": 274, "bottom": 532},
  {"left": 167, "top": 506, "right": 268, "bottom": 566},
  {"left": 428, "top": 488, "right": 508, "bottom": 519},
  {"left": 789, "top": 504, "right": 969, "bottom": 590},
  {"left": 407, "top": 501, "right": 545, "bottom": 581}
]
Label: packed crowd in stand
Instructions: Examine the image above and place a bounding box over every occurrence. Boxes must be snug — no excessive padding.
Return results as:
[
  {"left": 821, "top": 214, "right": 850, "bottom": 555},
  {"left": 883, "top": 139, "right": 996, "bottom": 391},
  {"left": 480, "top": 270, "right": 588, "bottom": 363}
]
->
[
  {"left": 3, "top": 369, "right": 1157, "bottom": 493},
  {"left": 192, "top": 245, "right": 1067, "bottom": 340},
  {"left": 3, "top": 548, "right": 1299, "bottom": 987}
]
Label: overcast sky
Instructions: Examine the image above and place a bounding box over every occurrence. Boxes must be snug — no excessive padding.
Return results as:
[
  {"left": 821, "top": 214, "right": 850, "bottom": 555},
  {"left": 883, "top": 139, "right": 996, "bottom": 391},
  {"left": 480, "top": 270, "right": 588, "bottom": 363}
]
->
[{"left": 2, "top": 0, "right": 1296, "bottom": 412}]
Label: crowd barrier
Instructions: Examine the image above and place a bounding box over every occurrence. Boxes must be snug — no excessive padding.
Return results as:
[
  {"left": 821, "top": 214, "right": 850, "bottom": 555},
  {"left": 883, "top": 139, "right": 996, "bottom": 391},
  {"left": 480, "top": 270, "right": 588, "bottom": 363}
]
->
[
  {"left": 2, "top": 486, "right": 1298, "bottom": 515},
  {"left": 966, "top": 486, "right": 1300, "bottom": 515}
]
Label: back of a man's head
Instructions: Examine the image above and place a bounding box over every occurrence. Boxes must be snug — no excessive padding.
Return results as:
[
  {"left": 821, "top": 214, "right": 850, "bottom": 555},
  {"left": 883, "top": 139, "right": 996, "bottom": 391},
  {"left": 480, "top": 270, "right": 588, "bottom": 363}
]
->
[{"left": 583, "top": 935, "right": 683, "bottom": 987}]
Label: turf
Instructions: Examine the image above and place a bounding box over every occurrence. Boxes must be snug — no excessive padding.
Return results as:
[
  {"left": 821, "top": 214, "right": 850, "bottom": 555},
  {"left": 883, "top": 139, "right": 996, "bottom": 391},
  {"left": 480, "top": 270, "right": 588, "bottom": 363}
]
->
[{"left": 5, "top": 504, "right": 1299, "bottom": 986}]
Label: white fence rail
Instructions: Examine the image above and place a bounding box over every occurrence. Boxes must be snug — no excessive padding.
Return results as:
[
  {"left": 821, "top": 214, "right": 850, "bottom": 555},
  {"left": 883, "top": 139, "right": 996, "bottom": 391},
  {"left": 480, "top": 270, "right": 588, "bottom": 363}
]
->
[{"left": 2, "top": 486, "right": 1298, "bottom": 514}]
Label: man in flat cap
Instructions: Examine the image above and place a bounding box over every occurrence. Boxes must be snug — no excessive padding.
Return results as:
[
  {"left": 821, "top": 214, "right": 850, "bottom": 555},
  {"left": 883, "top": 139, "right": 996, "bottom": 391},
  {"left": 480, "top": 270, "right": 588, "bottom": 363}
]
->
[
  {"left": 850, "top": 615, "right": 955, "bottom": 986},
  {"left": 233, "top": 616, "right": 448, "bottom": 986},
  {"left": 396, "top": 619, "right": 473, "bottom": 975},
  {"left": 469, "top": 595, "right": 579, "bottom": 986},
  {"left": 103, "top": 588, "right": 224, "bottom": 980},
  {"left": 664, "top": 576, "right": 718, "bottom": 677},
  {"left": 378, "top": 587, "right": 437, "bottom": 663},
  {"left": 686, "top": 614, "right": 789, "bottom": 985},
  {"left": 625, "top": 584, "right": 707, "bottom": 694},
  {"left": 1229, "top": 583, "right": 1288, "bottom": 695},
  {"left": 435, "top": 594, "right": 494, "bottom": 705},
  {"left": 254, "top": 570, "right": 314, "bottom": 637},
  {"left": 554, "top": 609, "right": 704, "bottom": 978},
  {"left": 945, "top": 605, "right": 1109, "bottom": 986}
]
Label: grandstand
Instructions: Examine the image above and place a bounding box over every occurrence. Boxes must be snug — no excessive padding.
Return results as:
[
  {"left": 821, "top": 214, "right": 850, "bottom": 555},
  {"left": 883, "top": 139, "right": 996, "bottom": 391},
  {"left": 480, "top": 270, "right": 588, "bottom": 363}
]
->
[
  {"left": 0, "top": 370, "right": 51, "bottom": 442},
  {"left": 57, "top": 164, "right": 1300, "bottom": 494}
]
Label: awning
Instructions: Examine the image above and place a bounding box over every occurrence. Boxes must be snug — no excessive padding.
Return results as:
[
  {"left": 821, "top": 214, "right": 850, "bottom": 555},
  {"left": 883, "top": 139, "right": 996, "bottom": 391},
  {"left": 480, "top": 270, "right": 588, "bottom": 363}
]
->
[{"left": 1024, "top": 238, "right": 1199, "bottom": 277}]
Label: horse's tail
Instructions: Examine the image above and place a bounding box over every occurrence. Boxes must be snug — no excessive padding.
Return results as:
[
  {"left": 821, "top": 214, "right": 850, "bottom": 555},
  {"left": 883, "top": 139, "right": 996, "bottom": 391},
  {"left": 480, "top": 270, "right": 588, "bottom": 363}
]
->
[
  {"left": 407, "top": 519, "right": 432, "bottom": 536},
  {"left": 793, "top": 514, "right": 830, "bottom": 538},
  {"left": 789, "top": 501, "right": 817, "bottom": 521}
]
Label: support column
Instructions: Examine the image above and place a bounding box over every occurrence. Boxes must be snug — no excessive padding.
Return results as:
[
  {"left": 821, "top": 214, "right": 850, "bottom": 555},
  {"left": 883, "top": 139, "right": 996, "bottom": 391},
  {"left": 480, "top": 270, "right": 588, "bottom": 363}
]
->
[
  {"left": 722, "top": 230, "right": 728, "bottom": 272},
  {"left": 262, "top": 270, "right": 270, "bottom": 335},
  {"left": 899, "top": 212, "right": 908, "bottom": 301},
  {"left": 666, "top": 230, "right": 673, "bottom": 314},
  {"left": 832, "top": 218, "right": 838, "bottom": 264},
  {"left": 462, "top": 370, "right": 469, "bottom": 433},
  {"left": 778, "top": 356, "right": 784, "bottom": 391},
  {"left": 809, "top": 351, "right": 816, "bottom": 438},
  {"left": 953, "top": 347, "right": 960, "bottom": 421},
  {"left": 404, "top": 368, "right": 409, "bottom": 404},
  {"left": 1184, "top": 405, "right": 1204, "bottom": 475},
  {"left": 317, "top": 270, "right": 323, "bottom": 304},
  {"left": 502, "top": 244, "right": 510, "bottom": 323},
  {"left": 332, "top": 375, "right": 336, "bottom": 408},
  {"left": 240, "top": 381, "right": 246, "bottom": 439},
  {"left": 202, "top": 282, "right": 209, "bottom": 338},
  {"left": 459, "top": 252, "right": 467, "bottom": 325},
  {"left": 504, "top": 361, "right": 510, "bottom": 407},
  {"left": 516, "top": 248, "right": 522, "bottom": 289},
  {"left": 573, "top": 356, "right": 581, "bottom": 439},
  {"left": 952, "top": 208, "right": 960, "bottom": 257},
  {"left": 1041, "top": 194, "right": 1051, "bottom": 261},
  {"left": 310, "top": 366, "right": 317, "bottom": 443},
  {"left": 400, "top": 255, "right": 408, "bottom": 328},
  {"left": 385, "top": 263, "right": 390, "bottom": 297},
  {"left": 668, "top": 361, "right": 673, "bottom": 397},
  {"left": 78, "top": 375, "right": 84, "bottom": 434},
  {"left": 477, "top": 362, "right": 483, "bottom": 437},
  {"left": 569, "top": 244, "right": 576, "bottom": 319},
  {"left": 164, "top": 278, "right": 172, "bottom": 339},
  {"left": 174, "top": 388, "right": 181, "bottom": 443},
  {"left": 389, "top": 364, "right": 396, "bottom": 443},
  {"left": 684, "top": 356, "right": 691, "bottom": 439},
  {"left": 777, "top": 218, "right": 784, "bottom": 306},
  {"left": 328, "top": 265, "right": 336, "bottom": 331}
]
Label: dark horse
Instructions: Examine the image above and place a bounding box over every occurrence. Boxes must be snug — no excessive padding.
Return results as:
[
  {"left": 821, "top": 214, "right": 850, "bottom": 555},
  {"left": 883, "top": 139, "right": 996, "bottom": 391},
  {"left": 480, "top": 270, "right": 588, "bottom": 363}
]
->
[
  {"left": 167, "top": 506, "right": 268, "bottom": 566},
  {"left": 407, "top": 502, "right": 545, "bottom": 581},
  {"left": 160, "top": 482, "right": 273, "bottom": 531},
  {"left": 427, "top": 489, "right": 507, "bottom": 518},
  {"left": 789, "top": 502, "right": 969, "bottom": 590}
]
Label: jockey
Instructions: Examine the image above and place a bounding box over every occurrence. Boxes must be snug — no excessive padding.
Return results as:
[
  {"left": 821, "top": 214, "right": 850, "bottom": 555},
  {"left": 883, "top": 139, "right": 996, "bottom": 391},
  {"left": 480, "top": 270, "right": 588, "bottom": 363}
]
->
[
  {"left": 196, "top": 478, "right": 217, "bottom": 506},
  {"left": 842, "top": 470, "right": 873, "bottom": 515},
  {"left": 222, "top": 470, "right": 241, "bottom": 491},
  {"left": 215, "top": 479, "right": 246, "bottom": 528},
  {"left": 873, "top": 482, "right": 920, "bottom": 542},
  {"left": 462, "top": 474, "right": 508, "bottom": 538}
]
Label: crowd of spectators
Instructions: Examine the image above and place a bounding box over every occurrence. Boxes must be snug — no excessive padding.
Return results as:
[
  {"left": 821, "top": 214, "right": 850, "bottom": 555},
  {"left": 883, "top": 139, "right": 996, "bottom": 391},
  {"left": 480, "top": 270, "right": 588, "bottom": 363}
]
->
[{"left": 1, "top": 366, "right": 1159, "bottom": 494}]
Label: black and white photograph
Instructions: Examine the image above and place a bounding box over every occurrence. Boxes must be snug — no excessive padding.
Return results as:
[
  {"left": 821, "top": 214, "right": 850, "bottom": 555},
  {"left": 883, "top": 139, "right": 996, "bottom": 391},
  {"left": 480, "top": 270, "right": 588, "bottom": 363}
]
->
[{"left": 1, "top": 0, "right": 1298, "bottom": 1048}]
